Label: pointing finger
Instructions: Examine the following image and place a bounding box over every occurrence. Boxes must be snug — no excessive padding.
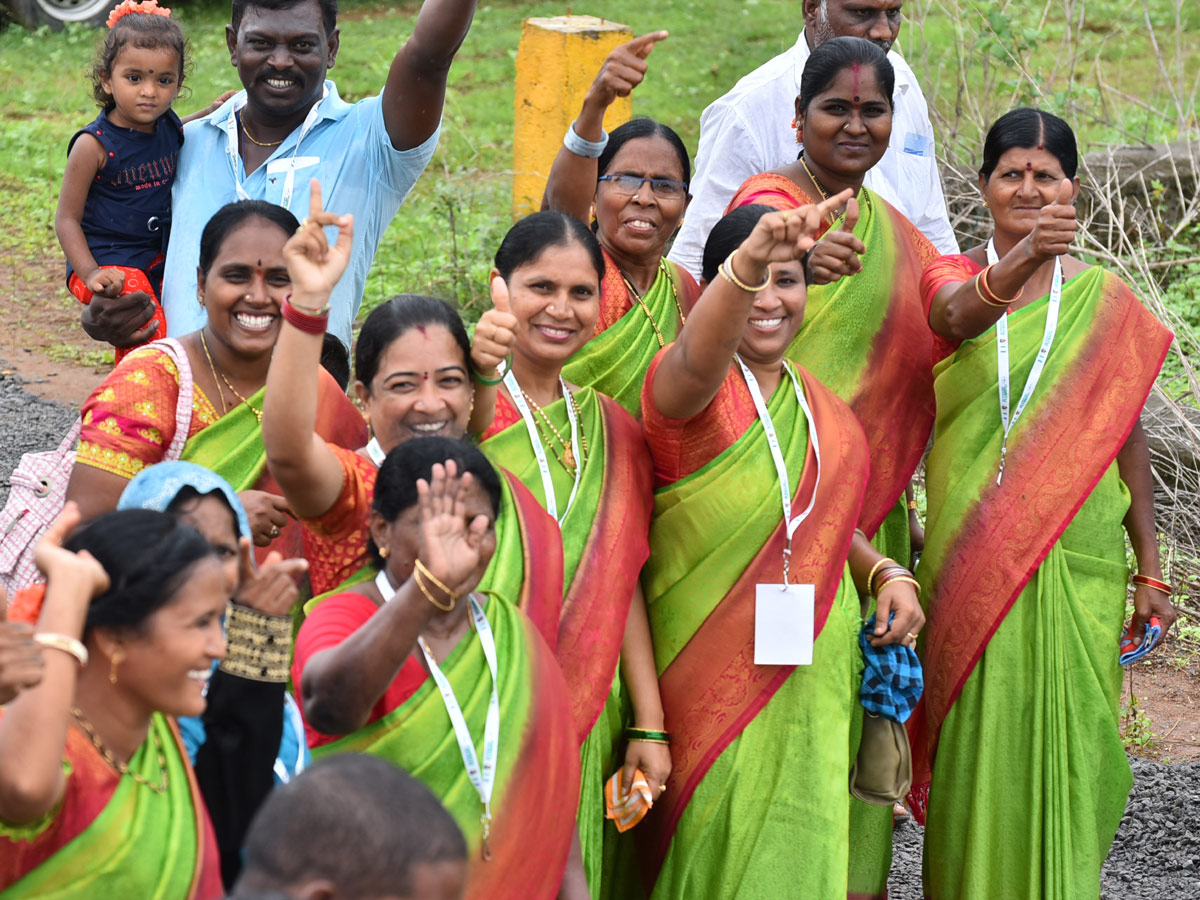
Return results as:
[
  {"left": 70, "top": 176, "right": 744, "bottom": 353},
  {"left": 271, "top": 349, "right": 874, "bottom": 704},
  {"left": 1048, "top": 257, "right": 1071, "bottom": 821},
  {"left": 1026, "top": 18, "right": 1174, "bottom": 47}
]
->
[
  {"left": 629, "top": 30, "right": 669, "bottom": 58},
  {"left": 840, "top": 196, "right": 860, "bottom": 233},
  {"left": 308, "top": 179, "right": 324, "bottom": 220}
]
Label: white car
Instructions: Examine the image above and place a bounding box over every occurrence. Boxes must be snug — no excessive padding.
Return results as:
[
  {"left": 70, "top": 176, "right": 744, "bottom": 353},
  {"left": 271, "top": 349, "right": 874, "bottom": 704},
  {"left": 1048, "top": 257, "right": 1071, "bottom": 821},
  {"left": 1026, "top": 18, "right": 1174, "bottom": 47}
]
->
[{"left": 5, "top": 0, "right": 112, "bottom": 28}]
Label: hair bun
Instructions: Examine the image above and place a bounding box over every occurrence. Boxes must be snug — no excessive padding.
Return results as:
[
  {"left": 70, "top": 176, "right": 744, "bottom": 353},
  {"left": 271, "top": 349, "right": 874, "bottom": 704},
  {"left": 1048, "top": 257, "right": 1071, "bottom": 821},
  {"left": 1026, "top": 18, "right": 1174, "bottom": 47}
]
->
[{"left": 106, "top": 0, "right": 171, "bottom": 28}]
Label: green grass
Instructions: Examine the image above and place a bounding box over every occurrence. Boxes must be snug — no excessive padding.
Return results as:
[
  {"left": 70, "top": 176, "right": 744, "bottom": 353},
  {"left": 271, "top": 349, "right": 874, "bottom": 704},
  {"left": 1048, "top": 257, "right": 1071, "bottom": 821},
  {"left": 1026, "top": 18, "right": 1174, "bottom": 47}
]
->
[{"left": 1, "top": 0, "right": 1197, "bottom": 327}]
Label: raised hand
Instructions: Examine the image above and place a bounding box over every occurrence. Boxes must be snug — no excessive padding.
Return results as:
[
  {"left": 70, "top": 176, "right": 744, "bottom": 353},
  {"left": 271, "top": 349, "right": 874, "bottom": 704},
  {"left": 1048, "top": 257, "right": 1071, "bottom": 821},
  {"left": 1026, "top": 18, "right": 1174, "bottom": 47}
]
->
[
  {"left": 585, "top": 31, "right": 669, "bottom": 110},
  {"left": 33, "top": 503, "right": 110, "bottom": 602},
  {"left": 415, "top": 461, "right": 492, "bottom": 600},
  {"left": 1026, "top": 178, "right": 1077, "bottom": 261},
  {"left": 472, "top": 277, "right": 518, "bottom": 378},
  {"left": 282, "top": 179, "right": 355, "bottom": 309},
  {"left": 239, "top": 490, "right": 293, "bottom": 547},
  {"left": 805, "top": 197, "right": 866, "bottom": 285},
  {"left": 233, "top": 539, "right": 307, "bottom": 617},
  {"left": 738, "top": 189, "right": 854, "bottom": 274}
]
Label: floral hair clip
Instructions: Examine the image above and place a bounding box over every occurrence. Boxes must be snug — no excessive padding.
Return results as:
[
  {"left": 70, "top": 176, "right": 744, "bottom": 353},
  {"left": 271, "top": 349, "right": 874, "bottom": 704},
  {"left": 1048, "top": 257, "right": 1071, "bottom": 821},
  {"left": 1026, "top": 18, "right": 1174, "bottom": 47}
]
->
[{"left": 106, "top": 0, "right": 172, "bottom": 28}]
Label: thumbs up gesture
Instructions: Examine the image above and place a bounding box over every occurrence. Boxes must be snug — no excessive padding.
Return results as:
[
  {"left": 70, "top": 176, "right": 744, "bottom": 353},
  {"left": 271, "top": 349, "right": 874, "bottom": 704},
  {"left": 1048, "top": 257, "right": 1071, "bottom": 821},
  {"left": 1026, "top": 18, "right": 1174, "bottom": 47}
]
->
[
  {"left": 804, "top": 197, "right": 866, "bottom": 286},
  {"left": 1026, "top": 178, "right": 1078, "bottom": 261},
  {"left": 471, "top": 276, "right": 518, "bottom": 380}
]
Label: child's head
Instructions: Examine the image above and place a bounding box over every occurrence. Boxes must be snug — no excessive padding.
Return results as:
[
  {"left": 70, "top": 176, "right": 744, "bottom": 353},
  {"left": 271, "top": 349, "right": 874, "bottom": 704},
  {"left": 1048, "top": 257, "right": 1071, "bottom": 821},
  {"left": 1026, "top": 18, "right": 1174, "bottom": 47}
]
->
[{"left": 91, "top": 1, "right": 187, "bottom": 115}]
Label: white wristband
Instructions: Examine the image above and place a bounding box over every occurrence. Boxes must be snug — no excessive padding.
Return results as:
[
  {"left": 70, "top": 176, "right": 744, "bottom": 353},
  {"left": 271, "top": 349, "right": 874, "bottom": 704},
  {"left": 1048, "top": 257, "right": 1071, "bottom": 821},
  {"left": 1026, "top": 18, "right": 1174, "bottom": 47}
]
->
[{"left": 563, "top": 121, "right": 609, "bottom": 158}]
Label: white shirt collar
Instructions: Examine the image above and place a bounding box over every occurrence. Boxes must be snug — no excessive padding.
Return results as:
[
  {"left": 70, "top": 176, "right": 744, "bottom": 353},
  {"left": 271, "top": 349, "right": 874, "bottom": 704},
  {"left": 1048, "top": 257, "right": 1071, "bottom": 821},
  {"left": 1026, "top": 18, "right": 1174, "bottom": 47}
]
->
[{"left": 792, "top": 30, "right": 913, "bottom": 97}]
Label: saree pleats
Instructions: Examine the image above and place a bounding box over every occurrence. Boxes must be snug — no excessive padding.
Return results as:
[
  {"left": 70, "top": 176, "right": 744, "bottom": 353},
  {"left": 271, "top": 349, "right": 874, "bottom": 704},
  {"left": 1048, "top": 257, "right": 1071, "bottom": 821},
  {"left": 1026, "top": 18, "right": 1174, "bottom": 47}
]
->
[
  {"left": 561, "top": 254, "right": 696, "bottom": 417},
  {"left": 313, "top": 595, "right": 580, "bottom": 900},
  {"left": 2, "top": 714, "right": 221, "bottom": 899},
  {"left": 910, "top": 268, "right": 1172, "bottom": 898},
  {"left": 727, "top": 177, "right": 937, "bottom": 537},
  {"left": 640, "top": 364, "right": 869, "bottom": 895},
  {"left": 481, "top": 388, "right": 653, "bottom": 899}
]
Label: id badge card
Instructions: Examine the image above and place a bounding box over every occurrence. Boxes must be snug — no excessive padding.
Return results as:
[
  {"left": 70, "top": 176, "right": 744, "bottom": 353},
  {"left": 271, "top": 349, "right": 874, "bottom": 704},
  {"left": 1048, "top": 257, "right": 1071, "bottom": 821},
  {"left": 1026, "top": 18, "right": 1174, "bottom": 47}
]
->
[{"left": 754, "top": 583, "right": 815, "bottom": 666}]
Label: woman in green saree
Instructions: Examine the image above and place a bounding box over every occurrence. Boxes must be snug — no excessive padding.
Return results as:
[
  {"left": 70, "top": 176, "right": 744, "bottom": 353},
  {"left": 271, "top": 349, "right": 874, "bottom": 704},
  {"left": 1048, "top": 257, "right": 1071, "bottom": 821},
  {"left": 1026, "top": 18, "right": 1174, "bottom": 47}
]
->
[
  {"left": 291, "top": 438, "right": 584, "bottom": 900},
  {"left": 725, "top": 36, "right": 939, "bottom": 574},
  {"left": 65, "top": 199, "right": 366, "bottom": 558},
  {"left": 639, "top": 199, "right": 924, "bottom": 900},
  {"left": 541, "top": 33, "right": 701, "bottom": 415},
  {"left": 911, "top": 108, "right": 1175, "bottom": 899},
  {"left": 471, "top": 211, "right": 667, "bottom": 900},
  {"left": 0, "top": 505, "right": 226, "bottom": 899}
]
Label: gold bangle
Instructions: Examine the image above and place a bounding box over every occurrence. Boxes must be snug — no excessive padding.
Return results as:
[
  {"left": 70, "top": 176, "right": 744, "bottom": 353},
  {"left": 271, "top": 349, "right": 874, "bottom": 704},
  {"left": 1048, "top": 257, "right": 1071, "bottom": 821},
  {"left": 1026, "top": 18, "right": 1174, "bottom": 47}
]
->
[
  {"left": 34, "top": 633, "right": 88, "bottom": 667},
  {"left": 974, "top": 270, "right": 1011, "bottom": 308},
  {"left": 719, "top": 249, "right": 771, "bottom": 292},
  {"left": 875, "top": 574, "right": 921, "bottom": 596},
  {"left": 865, "top": 558, "right": 894, "bottom": 595},
  {"left": 413, "top": 566, "right": 455, "bottom": 612},
  {"left": 907, "top": 500, "right": 918, "bottom": 511}
]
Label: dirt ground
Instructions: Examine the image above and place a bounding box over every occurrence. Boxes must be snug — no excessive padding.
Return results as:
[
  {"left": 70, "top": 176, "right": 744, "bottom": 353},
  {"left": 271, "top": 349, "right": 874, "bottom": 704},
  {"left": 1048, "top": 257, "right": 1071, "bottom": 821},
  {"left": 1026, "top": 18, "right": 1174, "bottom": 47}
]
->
[{"left": 3, "top": 250, "right": 1199, "bottom": 761}]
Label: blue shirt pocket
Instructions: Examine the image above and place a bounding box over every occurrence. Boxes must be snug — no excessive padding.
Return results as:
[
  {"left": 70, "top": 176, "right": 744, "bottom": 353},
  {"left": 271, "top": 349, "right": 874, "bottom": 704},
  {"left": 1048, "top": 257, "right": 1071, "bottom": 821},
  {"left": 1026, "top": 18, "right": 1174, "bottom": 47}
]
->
[{"left": 903, "top": 131, "right": 931, "bottom": 157}]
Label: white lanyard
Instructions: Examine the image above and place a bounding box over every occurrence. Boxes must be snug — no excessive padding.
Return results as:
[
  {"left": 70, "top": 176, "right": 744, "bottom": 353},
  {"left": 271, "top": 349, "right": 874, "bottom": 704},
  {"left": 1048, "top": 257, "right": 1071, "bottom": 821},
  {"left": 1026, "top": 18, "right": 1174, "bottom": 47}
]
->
[
  {"left": 223, "top": 86, "right": 326, "bottom": 210},
  {"left": 501, "top": 370, "right": 583, "bottom": 522},
  {"left": 365, "top": 437, "right": 386, "bottom": 466},
  {"left": 985, "top": 239, "right": 1062, "bottom": 485},
  {"left": 735, "top": 357, "right": 821, "bottom": 584},
  {"left": 374, "top": 570, "right": 500, "bottom": 860}
]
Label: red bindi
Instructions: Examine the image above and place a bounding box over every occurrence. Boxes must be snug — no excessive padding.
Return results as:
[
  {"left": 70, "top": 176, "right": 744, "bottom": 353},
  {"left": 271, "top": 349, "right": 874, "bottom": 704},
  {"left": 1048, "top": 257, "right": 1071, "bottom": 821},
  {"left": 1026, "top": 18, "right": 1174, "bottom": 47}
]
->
[
  {"left": 1036, "top": 144, "right": 1044, "bottom": 151},
  {"left": 851, "top": 61, "right": 862, "bottom": 97}
]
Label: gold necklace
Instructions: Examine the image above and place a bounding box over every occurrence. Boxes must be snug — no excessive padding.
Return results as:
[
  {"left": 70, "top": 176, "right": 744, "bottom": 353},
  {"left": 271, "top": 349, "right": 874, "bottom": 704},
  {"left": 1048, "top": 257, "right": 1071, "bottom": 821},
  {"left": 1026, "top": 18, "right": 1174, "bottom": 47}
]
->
[
  {"left": 200, "top": 330, "right": 263, "bottom": 423},
  {"left": 518, "top": 387, "right": 587, "bottom": 475},
  {"left": 73, "top": 709, "right": 168, "bottom": 794},
  {"left": 238, "top": 111, "right": 284, "bottom": 147},
  {"left": 621, "top": 259, "right": 686, "bottom": 349},
  {"left": 797, "top": 152, "right": 871, "bottom": 225}
]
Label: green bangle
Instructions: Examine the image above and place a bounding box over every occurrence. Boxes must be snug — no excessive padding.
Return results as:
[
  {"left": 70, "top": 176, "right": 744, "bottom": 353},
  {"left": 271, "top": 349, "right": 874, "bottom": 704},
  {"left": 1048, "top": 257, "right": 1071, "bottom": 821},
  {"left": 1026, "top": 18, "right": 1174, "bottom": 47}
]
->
[
  {"left": 626, "top": 727, "right": 671, "bottom": 744},
  {"left": 470, "top": 354, "right": 509, "bottom": 386}
]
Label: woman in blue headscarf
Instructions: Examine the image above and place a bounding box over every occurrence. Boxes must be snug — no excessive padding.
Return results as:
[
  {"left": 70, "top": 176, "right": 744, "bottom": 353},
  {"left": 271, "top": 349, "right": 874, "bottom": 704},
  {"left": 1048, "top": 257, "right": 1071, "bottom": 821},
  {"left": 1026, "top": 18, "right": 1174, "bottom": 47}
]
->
[{"left": 118, "top": 460, "right": 308, "bottom": 889}]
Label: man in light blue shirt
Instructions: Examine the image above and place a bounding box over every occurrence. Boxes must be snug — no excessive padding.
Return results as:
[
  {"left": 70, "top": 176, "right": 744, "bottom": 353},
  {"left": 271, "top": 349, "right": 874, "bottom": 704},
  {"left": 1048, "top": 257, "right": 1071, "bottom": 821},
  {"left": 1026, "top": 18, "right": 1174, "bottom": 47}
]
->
[{"left": 81, "top": 0, "right": 478, "bottom": 366}]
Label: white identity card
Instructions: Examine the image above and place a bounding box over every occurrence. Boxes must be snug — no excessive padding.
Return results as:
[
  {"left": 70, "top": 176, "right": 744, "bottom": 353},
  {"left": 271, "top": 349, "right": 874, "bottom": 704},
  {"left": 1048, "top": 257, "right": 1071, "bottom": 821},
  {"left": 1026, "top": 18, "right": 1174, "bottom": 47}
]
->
[{"left": 754, "top": 583, "right": 815, "bottom": 666}]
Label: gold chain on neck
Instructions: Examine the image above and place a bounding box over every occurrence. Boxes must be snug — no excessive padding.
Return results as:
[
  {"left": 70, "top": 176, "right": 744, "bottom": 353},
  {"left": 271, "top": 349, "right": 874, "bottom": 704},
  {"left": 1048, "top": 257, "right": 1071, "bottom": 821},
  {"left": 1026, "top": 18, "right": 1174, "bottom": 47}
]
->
[
  {"left": 200, "top": 329, "right": 263, "bottom": 423},
  {"left": 73, "top": 708, "right": 168, "bottom": 794}
]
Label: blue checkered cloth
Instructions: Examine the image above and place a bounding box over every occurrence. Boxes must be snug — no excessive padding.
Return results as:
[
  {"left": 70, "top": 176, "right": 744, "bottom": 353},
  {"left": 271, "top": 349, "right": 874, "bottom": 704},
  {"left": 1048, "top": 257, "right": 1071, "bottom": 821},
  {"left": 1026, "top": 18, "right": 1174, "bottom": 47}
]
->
[
  {"left": 1119, "top": 616, "right": 1163, "bottom": 666},
  {"left": 859, "top": 613, "right": 923, "bottom": 723}
]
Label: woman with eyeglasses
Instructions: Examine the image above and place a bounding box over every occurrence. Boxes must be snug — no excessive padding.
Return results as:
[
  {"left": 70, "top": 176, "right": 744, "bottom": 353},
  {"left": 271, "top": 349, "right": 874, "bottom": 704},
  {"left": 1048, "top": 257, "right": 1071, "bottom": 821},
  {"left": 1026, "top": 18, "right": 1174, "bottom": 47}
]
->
[{"left": 541, "top": 32, "right": 701, "bottom": 416}]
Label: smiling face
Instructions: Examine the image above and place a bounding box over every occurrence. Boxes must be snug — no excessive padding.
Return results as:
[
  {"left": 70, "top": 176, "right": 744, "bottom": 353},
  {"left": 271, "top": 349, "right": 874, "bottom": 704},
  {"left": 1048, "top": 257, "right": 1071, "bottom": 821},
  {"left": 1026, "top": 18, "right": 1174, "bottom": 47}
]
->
[
  {"left": 797, "top": 64, "right": 892, "bottom": 179},
  {"left": 354, "top": 326, "right": 473, "bottom": 454},
  {"left": 197, "top": 217, "right": 291, "bottom": 360},
  {"left": 734, "top": 261, "right": 809, "bottom": 367},
  {"left": 102, "top": 44, "right": 182, "bottom": 132},
  {"left": 502, "top": 242, "right": 601, "bottom": 370},
  {"left": 594, "top": 136, "right": 689, "bottom": 266},
  {"left": 807, "top": 0, "right": 903, "bottom": 52},
  {"left": 981, "top": 146, "right": 1078, "bottom": 240},
  {"left": 227, "top": 0, "right": 338, "bottom": 120},
  {"left": 109, "top": 557, "right": 229, "bottom": 719}
]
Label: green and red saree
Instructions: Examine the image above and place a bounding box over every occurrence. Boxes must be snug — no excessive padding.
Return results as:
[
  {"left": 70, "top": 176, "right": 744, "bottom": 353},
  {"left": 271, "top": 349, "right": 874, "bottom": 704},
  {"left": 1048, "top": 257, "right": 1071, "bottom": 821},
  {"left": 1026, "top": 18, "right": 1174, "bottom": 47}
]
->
[
  {"left": 561, "top": 248, "right": 701, "bottom": 416},
  {"left": 726, "top": 176, "right": 938, "bottom": 558},
  {"left": 310, "top": 594, "right": 581, "bottom": 900},
  {"left": 638, "top": 351, "right": 869, "bottom": 899},
  {"left": 0, "top": 713, "right": 223, "bottom": 899},
  {"left": 909, "top": 261, "right": 1172, "bottom": 899},
  {"left": 480, "top": 386, "right": 654, "bottom": 897}
]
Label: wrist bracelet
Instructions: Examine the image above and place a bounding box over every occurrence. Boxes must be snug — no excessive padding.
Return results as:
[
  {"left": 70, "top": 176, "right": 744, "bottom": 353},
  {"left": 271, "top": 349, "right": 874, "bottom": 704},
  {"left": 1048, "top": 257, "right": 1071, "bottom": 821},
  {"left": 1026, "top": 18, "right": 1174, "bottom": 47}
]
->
[
  {"left": 871, "top": 567, "right": 911, "bottom": 597},
  {"left": 413, "top": 567, "right": 455, "bottom": 612},
  {"left": 719, "top": 249, "right": 771, "bottom": 292},
  {"left": 864, "top": 558, "right": 894, "bottom": 596},
  {"left": 34, "top": 633, "right": 88, "bottom": 667},
  {"left": 874, "top": 573, "right": 920, "bottom": 597},
  {"left": 626, "top": 727, "right": 670, "bottom": 744},
  {"left": 1132, "top": 573, "right": 1172, "bottom": 595},
  {"left": 219, "top": 604, "right": 292, "bottom": 683},
  {"left": 907, "top": 500, "right": 919, "bottom": 511},
  {"left": 471, "top": 353, "right": 510, "bottom": 386},
  {"left": 563, "top": 121, "right": 609, "bottom": 158},
  {"left": 282, "top": 294, "right": 330, "bottom": 335}
]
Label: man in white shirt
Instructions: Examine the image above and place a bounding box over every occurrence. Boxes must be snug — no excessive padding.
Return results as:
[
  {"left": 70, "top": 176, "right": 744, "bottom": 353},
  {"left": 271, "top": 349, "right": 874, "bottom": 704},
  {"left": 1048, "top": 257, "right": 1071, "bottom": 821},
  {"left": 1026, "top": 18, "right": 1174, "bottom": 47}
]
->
[{"left": 669, "top": 0, "right": 958, "bottom": 280}]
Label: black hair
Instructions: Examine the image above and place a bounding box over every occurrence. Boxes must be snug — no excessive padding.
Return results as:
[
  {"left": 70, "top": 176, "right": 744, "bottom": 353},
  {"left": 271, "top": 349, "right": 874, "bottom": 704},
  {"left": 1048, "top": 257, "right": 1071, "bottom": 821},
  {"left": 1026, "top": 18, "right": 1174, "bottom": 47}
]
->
[
  {"left": 91, "top": 8, "right": 188, "bottom": 110},
  {"left": 700, "top": 204, "right": 776, "bottom": 284},
  {"left": 353, "top": 295, "right": 471, "bottom": 393},
  {"left": 494, "top": 210, "right": 605, "bottom": 283},
  {"left": 368, "top": 437, "right": 503, "bottom": 567},
  {"left": 165, "top": 485, "right": 242, "bottom": 538},
  {"left": 798, "top": 36, "right": 895, "bottom": 113},
  {"left": 979, "top": 107, "right": 1079, "bottom": 180},
  {"left": 597, "top": 117, "right": 691, "bottom": 186},
  {"left": 320, "top": 332, "right": 351, "bottom": 392},
  {"left": 64, "top": 510, "right": 217, "bottom": 637},
  {"left": 231, "top": 0, "right": 338, "bottom": 41},
  {"left": 197, "top": 200, "right": 300, "bottom": 277},
  {"left": 237, "top": 754, "right": 466, "bottom": 899}
]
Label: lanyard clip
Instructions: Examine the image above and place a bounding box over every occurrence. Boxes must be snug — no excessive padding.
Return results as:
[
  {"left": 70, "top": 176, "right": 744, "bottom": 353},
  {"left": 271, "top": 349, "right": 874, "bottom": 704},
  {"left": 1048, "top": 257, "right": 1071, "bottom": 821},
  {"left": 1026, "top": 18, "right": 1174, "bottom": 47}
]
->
[
  {"left": 782, "top": 538, "right": 793, "bottom": 587},
  {"left": 480, "top": 809, "right": 493, "bottom": 862},
  {"left": 996, "top": 442, "right": 1007, "bottom": 486}
]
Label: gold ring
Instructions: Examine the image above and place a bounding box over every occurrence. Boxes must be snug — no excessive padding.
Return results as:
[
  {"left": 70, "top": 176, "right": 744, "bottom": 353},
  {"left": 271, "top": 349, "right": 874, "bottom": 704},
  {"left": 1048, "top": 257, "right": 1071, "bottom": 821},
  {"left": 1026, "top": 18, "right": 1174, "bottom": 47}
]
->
[
  {"left": 780, "top": 210, "right": 792, "bottom": 221},
  {"left": 907, "top": 632, "right": 918, "bottom": 642},
  {"left": 269, "top": 525, "right": 280, "bottom": 537}
]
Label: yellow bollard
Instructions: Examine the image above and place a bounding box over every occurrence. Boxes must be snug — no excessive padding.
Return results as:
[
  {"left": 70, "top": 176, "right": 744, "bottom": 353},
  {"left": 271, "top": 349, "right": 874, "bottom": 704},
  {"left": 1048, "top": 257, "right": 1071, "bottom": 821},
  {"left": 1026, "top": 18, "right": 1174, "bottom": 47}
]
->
[{"left": 513, "top": 15, "right": 633, "bottom": 219}]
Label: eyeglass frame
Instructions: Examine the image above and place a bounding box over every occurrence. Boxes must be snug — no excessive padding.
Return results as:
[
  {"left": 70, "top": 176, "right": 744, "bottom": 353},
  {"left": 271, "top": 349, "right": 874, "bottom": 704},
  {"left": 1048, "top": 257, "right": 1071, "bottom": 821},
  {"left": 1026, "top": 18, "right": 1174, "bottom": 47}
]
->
[{"left": 596, "top": 173, "right": 690, "bottom": 199}]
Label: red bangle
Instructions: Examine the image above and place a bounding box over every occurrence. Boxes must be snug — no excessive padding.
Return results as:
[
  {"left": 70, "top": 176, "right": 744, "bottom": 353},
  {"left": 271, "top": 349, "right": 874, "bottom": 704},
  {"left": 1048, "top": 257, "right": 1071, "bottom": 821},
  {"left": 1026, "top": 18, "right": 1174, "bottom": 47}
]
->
[
  {"left": 1132, "top": 574, "right": 1172, "bottom": 595},
  {"left": 281, "top": 294, "right": 329, "bottom": 335}
]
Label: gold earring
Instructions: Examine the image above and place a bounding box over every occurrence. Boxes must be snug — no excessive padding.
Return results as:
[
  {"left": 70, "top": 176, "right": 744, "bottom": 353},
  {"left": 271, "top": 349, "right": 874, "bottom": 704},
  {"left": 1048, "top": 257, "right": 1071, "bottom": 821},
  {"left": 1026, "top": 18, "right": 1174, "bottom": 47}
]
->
[
  {"left": 379, "top": 547, "right": 390, "bottom": 559},
  {"left": 983, "top": 200, "right": 990, "bottom": 208},
  {"left": 197, "top": 292, "right": 204, "bottom": 307},
  {"left": 109, "top": 649, "right": 124, "bottom": 685}
]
